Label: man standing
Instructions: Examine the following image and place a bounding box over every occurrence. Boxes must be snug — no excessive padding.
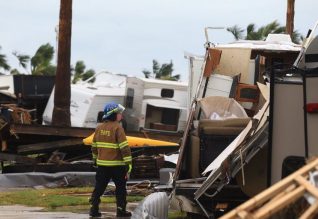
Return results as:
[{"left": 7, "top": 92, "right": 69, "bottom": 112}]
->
[{"left": 89, "top": 102, "right": 132, "bottom": 218}]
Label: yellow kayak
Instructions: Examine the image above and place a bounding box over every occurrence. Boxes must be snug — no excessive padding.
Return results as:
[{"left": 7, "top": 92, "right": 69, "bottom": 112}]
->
[{"left": 83, "top": 133, "right": 179, "bottom": 147}]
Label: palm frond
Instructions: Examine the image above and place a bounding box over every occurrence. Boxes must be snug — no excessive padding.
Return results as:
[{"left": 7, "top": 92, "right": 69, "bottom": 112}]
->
[
  {"left": 12, "top": 51, "right": 30, "bottom": 69},
  {"left": 246, "top": 24, "right": 256, "bottom": 35},
  {"left": 0, "top": 54, "right": 10, "bottom": 71},
  {"left": 142, "top": 70, "right": 151, "bottom": 78},
  {"left": 291, "top": 30, "right": 303, "bottom": 44},
  {"left": 227, "top": 25, "right": 244, "bottom": 40},
  {"left": 152, "top": 60, "right": 160, "bottom": 75},
  {"left": 31, "top": 43, "right": 55, "bottom": 75}
]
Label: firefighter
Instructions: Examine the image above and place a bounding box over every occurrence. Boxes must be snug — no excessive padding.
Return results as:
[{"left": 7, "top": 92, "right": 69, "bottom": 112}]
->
[{"left": 89, "top": 102, "right": 132, "bottom": 218}]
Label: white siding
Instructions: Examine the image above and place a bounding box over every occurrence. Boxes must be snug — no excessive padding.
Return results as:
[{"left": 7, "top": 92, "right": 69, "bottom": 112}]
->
[{"left": 0, "top": 75, "right": 14, "bottom": 93}]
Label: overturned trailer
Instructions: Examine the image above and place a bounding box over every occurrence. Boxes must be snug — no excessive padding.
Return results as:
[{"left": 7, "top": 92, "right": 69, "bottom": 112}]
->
[{"left": 172, "top": 24, "right": 318, "bottom": 218}]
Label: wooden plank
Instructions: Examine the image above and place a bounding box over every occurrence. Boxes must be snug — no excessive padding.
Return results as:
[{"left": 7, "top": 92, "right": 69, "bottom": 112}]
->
[
  {"left": 11, "top": 124, "right": 94, "bottom": 138},
  {"left": 258, "top": 184, "right": 296, "bottom": 211},
  {"left": 0, "top": 152, "right": 36, "bottom": 163},
  {"left": 220, "top": 158, "right": 318, "bottom": 219},
  {"left": 254, "top": 186, "right": 305, "bottom": 219},
  {"left": 17, "top": 138, "right": 84, "bottom": 154},
  {"left": 300, "top": 200, "right": 318, "bottom": 219},
  {"left": 237, "top": 211, "right": 253, "bottom": 219},
  {"left": 295, "top": 175, "right": 318, "bottom": 198}
]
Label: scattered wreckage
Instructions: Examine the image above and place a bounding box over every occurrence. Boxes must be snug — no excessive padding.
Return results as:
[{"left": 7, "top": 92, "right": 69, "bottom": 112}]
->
[
  {"left": 169, "top": 22, "right": 318, "bottom": 218},
  {"left": 0, "top": 73, "right": 180, "bottom": 179}
]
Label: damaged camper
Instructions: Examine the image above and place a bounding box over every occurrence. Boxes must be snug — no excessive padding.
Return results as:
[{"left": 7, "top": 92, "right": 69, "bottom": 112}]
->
[
  {"left": 123, "top": 77, "right": 188, "bottom": 133},
  {"left": 171, "top": 22, "right": 318, "bottom": 218},
  {"left": 43, "top": 72, "right": 126, "bottom": 128}
]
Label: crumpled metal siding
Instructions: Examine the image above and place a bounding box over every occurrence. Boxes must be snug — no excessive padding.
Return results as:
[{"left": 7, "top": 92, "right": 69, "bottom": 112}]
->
[{"left": 132, "top": 192, "right": 169, "bottom": 219}]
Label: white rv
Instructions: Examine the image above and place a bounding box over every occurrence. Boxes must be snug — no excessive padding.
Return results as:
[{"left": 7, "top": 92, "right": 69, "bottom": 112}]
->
[
  {"left": 123, "top": 77, "right": 188, "bottom": 133},
  {"left": 42, "top": 72, "right": 126, "bottom": 128}
]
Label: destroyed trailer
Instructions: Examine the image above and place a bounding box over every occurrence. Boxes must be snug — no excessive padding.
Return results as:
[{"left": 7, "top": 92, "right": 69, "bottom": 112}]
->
[
  {"left": 0, "top": 120, "right": 179, "bottom": 177},
  {"left": 0, "top": 73, "right": 180, "bottom": 177},
  {"left": 171, "top": 24, "right": 318, "bottom": 218}
]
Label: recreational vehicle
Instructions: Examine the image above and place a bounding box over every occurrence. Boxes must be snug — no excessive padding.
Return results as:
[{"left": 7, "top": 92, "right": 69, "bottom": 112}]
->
[
  {"left": 42, "top": 72, "right": 126, "bottom": 128},
  {"left": 170, "top": 24, "right": 318, "bottom": 218},
  {"left": 123, "top": 77, "right": 188, "bottom": 133}
]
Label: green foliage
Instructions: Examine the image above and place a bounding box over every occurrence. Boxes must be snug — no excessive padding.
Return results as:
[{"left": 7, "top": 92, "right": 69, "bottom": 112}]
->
[
  {"left": 12, "top": 51, "right": 30, "bottom": 70},
  {"left": 226, "top": 25, "right": 244, "bottom": 40},
  {"left": 31, "top": 43, "right": 56, "bottom": 75},
  {"left": 1, "top": 44, "right": 95, "bottom": 77},
  {"left": 152, "top": 60, "right": 160, "bottom": 76},
  {"left": 227, "top": 20, "right": 303, "bottom": 44},
  {"left": 142, "top": 70, "right": 151, "bottom": 78},
  {"left": 72, "top": 60, "right": 86, "bottom": 83},
  {"left": 0, "top": 46, "right": 10, "bottom": 72},
  {"left": 71, "top": 60, "right": 96, "bottom": 84},
  {"left": 82, "top": 69, "right": 96, "bottom": 82},
  {"left": 143, "top": 59, "right": 180, "bottom": 81},
  {"left": 10, "top": 68, "right": 21, "bottom": 75}
]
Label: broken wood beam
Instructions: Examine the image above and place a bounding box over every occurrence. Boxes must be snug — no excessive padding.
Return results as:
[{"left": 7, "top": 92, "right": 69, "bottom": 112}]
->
[
  {"left": 17, "top": 138, "right": 84, "bottom": 154},
  {"left": 11, "top": 124, "right": 94, "bottom": 138}
]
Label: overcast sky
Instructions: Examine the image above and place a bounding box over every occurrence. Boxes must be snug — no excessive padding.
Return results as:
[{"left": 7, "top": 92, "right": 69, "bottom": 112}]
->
[{"left": 0, "top": 0, "right": 317, "bottom": 81}]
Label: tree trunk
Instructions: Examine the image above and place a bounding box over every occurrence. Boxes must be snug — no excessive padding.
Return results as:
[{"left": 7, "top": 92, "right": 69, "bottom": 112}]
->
[
  {"left": 52, "top": 0, "right": 72, "bottom": 126},
  {"left": 286, "top": 0, "right": 295, "bottom": 36}
]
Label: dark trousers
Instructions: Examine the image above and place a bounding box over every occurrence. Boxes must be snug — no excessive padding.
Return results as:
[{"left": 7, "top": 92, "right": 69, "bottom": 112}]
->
[{"left": 90, "top": 165, "right": 128, "bottom": 208}]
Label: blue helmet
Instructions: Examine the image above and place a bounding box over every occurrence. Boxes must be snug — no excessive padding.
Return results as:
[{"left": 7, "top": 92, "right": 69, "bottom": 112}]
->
[{"left": 103, "top": 102, "right": 125, "bottom": 120}]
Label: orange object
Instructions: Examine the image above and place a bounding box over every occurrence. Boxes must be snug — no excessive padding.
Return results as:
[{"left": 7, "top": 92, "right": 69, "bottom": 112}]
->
[{"left": 204, "top": 48, "right": 222, "bottom": 77}]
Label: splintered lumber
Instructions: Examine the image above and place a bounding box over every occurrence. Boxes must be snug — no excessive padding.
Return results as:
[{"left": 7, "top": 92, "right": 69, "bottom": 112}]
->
[
  {"left": 220, "top": 158, "right": 318, "bottom": 219},
  {"left": 254, "top": 186, "right": 305, "bottom": 218},
  {"left": 11, "top": 124, "right": 94, "bottom": 138},
  {"left": 17, "top": 138, "right": 84, "bottom": 154}
]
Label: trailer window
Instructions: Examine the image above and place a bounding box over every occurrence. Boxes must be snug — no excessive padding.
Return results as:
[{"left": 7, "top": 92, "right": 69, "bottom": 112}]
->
[
  {"left": 126, "top": 88, "right": 134, "bottom": 108},
  {"left": 161, "top": 89, "right": 174, "bottom": 98}
]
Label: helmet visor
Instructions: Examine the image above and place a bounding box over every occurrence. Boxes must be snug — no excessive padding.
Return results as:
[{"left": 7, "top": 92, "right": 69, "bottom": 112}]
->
[{"left": 117, "top": 104, "right": 125, "bottom": 113}]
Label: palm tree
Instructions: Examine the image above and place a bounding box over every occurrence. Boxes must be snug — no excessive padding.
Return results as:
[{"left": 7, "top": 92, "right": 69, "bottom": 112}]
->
[
  {"left": 0, "top": 46, "right": 10, "bottom": 73},
  {"left": 227, "top": 20, "right": 302, "bottom": 44},
  {"left": 227, "top": 25, "right": 244, "bottom": 40},
  {"left": 31, "top": 43, "right": 56, "bottom": 75},
  {"left": 12, "top": 51, "right": 30, "bottom": 74},
  {"left": 142, "top": 59, "right": 180, "bottom": 81},
  {"left": 72, "top": 60, "right": 85, "bottom": 84},
  {"left": 71, "top": 60, "right": 96, "bottom": 84},
  {"left": 52, "top": 0, "right": 72, "bottom": 127},
  {"left": 82, "top": 69, "right": 96, "bottom": 82},
  {"left": 10, "top": 69, "right": 20, "bottom": 75}
]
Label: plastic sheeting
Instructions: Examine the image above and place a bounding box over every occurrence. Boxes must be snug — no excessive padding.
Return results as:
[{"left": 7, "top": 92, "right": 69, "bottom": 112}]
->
[
  {"left": 0, "top": 172, "right": 95, "bottom": 188},
  {"left": 132, "top": 192, "right": 169, "bottom": 219}
]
